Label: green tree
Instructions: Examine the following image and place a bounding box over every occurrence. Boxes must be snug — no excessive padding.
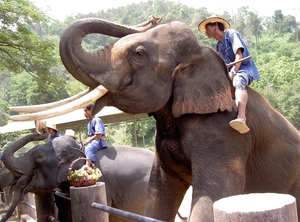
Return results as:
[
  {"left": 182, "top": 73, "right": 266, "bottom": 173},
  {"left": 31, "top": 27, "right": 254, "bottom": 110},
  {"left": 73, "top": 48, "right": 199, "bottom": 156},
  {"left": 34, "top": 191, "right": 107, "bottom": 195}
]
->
[
  {"left": 0, "top": 0, "right": 60, "bottom": 90},
  {"left": 6, "top": 72, "right": 69, "bottom": 109},
  {"left": 0, "top": 105, "right": 9, "bottom": 126},
  {"left": 231, "top": 7, "right": 248, "bottom": 33},
  {"left": 247, "top": 12, "right": 262, "bottom": 46},
  {"left": 252, "top": 57, "right": 300, "bottom": 91},
  {"left": 269, "top": 10, "right": 296, "bottom": 34},
  {"left": 274, "top": 82, "right": 300, "bottom": 129}
]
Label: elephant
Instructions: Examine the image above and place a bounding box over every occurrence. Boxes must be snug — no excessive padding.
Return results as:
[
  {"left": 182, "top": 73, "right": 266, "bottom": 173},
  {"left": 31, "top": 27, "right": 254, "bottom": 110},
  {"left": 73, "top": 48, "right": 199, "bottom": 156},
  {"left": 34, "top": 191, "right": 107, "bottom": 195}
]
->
[
  {"left": 8, "top": 17, "right": 300, "bottom": 221},
  {"left": 0, "top": 166, "right": 22, "bottom": 206},
  {"left": 1, "top": 131, "right": 154, "bottom": 222}
]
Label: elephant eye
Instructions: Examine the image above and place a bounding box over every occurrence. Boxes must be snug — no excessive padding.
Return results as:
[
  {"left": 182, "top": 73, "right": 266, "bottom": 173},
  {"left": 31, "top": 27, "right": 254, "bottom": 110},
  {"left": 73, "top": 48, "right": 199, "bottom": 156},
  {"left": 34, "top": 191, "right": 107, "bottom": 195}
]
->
[
  {"left": 133, "top": 46, "right": 147, "bottom": 61},
  {"left": 35, "top": 151, "right": 44, "bottom": 162}
]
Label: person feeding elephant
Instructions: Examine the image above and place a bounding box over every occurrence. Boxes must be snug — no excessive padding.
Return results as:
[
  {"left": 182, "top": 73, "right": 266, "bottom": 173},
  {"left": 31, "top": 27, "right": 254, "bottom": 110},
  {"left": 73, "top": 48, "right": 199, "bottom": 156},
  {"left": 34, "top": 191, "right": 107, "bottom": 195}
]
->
[
  {"left": 198, "top": 14, "right": 260, "bottom": 134},
  {"left": 46, "top": 122, "right": 61, "bottom": 141},
  {"left": 82, "top": 104, "right": 108, "bottom": 166}
]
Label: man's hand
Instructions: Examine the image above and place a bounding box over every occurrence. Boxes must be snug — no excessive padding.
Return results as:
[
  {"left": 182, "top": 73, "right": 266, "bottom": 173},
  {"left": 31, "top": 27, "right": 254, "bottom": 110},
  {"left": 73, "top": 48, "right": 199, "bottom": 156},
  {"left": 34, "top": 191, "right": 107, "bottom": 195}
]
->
[
  {"left": 99, "top": 135, "right": 106, "bottom": 140},
  {"left": 82, "top": 140, "right": 88, "bottom": 146},
  {"left": 229, "top": 70, "right": 236, "bottom": 80}
]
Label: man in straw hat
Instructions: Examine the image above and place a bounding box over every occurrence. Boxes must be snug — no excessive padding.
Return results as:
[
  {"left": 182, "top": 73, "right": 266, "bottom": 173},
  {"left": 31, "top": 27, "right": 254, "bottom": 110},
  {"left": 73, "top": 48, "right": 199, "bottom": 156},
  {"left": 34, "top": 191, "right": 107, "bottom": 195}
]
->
[
  {"left": 198, "top": 14, "right": 260, "bottom": 134},
  {"left": 64, "top": 129, "right": 78, "bottom": 140},
  {"left": 46, "top": 122, "right": 61, "bottom": 141}
]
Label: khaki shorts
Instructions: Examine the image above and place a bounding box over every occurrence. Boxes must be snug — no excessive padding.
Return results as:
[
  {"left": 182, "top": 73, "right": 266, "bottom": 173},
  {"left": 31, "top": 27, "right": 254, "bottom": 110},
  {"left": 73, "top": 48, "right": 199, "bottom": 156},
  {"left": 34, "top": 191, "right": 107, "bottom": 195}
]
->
[{"left": 233, "top": 72, "right": 254, "bottom": 90}]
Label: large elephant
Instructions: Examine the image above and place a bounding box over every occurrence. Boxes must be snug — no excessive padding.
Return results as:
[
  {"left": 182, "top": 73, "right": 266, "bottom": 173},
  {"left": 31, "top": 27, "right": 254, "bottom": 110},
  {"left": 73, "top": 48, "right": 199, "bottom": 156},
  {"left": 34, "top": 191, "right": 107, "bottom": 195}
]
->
[
  {"left": 1, "top": 132, "right": 154, "bottom": 222},
  {"left": 8, "top": 17, "right": 300, "bottom": 221}
]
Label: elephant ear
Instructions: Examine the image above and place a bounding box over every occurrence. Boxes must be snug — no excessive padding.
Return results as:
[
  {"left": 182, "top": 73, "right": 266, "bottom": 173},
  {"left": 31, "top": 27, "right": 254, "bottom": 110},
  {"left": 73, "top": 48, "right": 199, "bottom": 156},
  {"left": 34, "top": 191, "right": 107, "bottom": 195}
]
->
[
  {"left": 57, "top": 147, "right": 85, "bottom": 184},
  {"left": 172, "top": 50, "right": 233, "bottom": 118}
]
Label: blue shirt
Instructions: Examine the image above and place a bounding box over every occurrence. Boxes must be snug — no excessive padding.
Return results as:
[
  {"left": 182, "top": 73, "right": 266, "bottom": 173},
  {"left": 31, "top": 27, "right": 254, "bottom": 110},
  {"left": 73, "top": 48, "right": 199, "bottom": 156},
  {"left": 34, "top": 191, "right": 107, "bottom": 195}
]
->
[
  {"left": 87, "top": 117, "right": 108, "bottom": 148},
  {"left": 216, "top": 29, "right": 260, "bottom": 80},
  {"left": 48, "top": 132, "right": 61, "bottom": 141}
]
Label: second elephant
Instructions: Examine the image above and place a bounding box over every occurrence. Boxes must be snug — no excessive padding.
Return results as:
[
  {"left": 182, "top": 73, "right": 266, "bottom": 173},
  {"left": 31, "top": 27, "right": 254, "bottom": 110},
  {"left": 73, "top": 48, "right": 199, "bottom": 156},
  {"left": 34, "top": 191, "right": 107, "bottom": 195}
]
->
[{"left": 1, "top": 133, "right": 154, "bottom": 222}]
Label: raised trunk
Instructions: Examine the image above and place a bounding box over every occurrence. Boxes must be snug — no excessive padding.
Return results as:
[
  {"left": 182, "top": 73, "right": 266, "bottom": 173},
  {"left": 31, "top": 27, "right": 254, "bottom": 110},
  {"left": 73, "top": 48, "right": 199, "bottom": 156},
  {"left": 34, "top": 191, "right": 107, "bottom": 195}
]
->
[
  {"left": 2, "top": 132, "right": 48, "bottom": 174},
  {"left": 59, "top": 16, "right": 161, "bottom": 88}
]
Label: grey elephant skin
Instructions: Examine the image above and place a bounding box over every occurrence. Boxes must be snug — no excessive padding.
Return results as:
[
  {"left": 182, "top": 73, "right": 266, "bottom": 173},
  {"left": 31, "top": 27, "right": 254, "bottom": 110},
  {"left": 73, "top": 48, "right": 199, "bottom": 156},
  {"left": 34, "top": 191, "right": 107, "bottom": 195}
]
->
[
  {"left": 0, "top": 134, "right": 154, "bottom": 222},
  {"left": 59, "top": 17, "right": 300, "bottom": 222}
]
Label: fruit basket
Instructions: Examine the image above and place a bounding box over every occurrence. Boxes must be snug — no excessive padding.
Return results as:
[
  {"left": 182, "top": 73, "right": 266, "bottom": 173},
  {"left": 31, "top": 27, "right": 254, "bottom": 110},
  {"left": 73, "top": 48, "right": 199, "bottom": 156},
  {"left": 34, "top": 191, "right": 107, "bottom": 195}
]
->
[{"left": 68, "top": 157, "right": 102, "bottom": 187}]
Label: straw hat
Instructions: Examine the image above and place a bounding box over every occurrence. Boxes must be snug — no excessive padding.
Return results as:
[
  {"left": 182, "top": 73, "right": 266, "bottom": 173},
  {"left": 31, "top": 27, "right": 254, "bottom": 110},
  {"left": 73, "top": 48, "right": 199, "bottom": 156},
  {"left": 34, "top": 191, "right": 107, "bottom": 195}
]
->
[
  {"left": 64, "top": 129, "right": 77, "bottom": 139},
  {"left": 198, "top": 14, "right": 230, "bottom": 33},
  {"left": 46, "top": 122, "right": 59, "bottom": 131},
  {"left": 35, "top": 120, "right": 46, "bottom": 134}
]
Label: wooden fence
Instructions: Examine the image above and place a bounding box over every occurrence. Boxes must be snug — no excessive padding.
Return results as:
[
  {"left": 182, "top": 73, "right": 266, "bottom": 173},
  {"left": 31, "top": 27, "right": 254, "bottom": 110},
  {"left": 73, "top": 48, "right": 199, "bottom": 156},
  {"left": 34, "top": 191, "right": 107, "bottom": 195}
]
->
[{"left": 2, "top": 183, "right": 298, "bottom": 222}]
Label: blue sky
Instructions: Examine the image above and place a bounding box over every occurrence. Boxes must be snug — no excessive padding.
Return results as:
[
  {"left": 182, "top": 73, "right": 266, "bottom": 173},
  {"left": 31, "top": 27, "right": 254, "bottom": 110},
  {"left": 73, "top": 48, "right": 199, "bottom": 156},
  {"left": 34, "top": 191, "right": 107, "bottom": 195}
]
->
[{"left": 32, "top": 0, "right": 299, "bottom": 21}]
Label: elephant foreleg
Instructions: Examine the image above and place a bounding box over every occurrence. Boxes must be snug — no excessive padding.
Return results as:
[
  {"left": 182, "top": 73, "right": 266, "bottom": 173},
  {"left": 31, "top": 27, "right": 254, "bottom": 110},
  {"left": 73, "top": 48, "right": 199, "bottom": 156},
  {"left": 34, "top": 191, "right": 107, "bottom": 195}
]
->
[
  {"left": 0, "top": 175, "right": 31, "bottom": 222},
  {"left": 144, "top": 163, "right": 189, "bottom": 222},
  {"left": 189, "top": 152, "right": 246, "bottom": 222}
]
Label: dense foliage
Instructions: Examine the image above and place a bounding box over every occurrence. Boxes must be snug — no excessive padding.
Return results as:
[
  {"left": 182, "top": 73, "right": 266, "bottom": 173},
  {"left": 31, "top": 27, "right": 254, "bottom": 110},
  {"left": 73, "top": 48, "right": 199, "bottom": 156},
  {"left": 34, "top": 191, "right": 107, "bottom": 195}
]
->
[{"left": 0, "top": 0, "right": 299, "bottom": 149}]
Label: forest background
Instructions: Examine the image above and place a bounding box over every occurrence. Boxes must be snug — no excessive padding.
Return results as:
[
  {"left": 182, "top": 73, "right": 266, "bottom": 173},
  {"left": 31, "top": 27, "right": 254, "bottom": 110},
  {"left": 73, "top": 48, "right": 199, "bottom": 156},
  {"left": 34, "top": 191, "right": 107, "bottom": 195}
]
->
[{"left": 0, "top": 0, "right": 299, "bottom": 151}]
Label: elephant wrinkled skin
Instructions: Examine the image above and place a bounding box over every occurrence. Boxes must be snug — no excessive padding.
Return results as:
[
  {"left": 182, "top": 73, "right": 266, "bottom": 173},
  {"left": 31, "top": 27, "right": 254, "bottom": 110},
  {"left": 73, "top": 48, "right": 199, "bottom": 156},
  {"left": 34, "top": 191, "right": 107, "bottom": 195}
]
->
[
  {"left": 0, "top": 133, "right": 154, "bottom": 222},
  {"left": 56, "top": 17, "right": 300, "bottom": 222}
]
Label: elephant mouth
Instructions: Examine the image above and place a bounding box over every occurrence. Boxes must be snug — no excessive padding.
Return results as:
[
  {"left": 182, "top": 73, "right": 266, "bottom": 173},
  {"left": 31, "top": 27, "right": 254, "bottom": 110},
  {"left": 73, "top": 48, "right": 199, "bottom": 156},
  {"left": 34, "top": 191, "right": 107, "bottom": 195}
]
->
[
  {"left": 117, "top": 73, "right": 134, "bottom": 91},
  {"left": 9, "top": 85, "right": 108, "bottom": 121},
  {"left": 23, "top": 171, "right": 56, "bottom": 194}
]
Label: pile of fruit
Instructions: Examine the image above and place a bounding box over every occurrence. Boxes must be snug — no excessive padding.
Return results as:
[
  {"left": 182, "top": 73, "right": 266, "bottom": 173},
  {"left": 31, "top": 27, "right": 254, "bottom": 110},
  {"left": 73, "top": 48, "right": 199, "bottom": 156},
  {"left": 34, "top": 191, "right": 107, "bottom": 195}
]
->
[{"left": 68, "top": 164, "right": 102, "bottom": 181}]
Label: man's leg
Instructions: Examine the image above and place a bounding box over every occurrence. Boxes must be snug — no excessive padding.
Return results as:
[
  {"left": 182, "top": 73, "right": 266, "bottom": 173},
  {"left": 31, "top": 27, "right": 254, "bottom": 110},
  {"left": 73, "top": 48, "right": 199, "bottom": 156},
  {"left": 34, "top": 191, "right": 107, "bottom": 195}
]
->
[
  {"left": 230, "top": 73, "right": 250, "bottom": 134},
  {"left": 84, "top": 142, "right": 97, "bottom": 166},
  {"left": 235, "top": 88, "right": 248, "bottom": 123}
]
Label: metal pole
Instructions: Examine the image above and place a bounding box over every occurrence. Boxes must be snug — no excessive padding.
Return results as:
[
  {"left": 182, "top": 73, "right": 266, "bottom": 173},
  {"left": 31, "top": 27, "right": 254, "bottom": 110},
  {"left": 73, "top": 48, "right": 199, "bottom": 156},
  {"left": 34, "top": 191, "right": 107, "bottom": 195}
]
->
[
  {"left": 91, "top": 202, "right": 165, "bottom": 222},
  {"left": 48, "top": 215, "right": 60, "bottom": 222}
]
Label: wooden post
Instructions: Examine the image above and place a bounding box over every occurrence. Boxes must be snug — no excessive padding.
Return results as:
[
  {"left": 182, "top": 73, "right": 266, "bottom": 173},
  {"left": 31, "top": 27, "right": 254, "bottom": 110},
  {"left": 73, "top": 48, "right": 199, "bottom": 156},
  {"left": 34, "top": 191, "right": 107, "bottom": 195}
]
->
[
  {"left": 20, "top": 214, "right": 36, "bottom": 222},
  {"left": 213, "top": 193, "right": 298, "bottom": 222},
  {"left": 18, "top": 193, "right": 36, "bottom": 221},
  {"left": 70, "top": 182, "right": 109, "bottom": 222},
  {"left": 134, "top": 118, "right": 138, "bottom": 147},
  {"left": 3, "top": 187, "right": 12, "bottom": 206},
  {"left": 34, "top": 192, "right": 56, "bottom": 222}
]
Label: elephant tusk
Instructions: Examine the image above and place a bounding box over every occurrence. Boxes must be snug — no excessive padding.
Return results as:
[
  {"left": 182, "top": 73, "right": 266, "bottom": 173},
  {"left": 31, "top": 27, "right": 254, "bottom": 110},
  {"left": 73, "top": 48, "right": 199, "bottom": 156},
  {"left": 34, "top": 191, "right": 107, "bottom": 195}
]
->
[
  {"left": 9, "top": 85, "right": 108, "bottom": 121},
  {"left": 9, "top": 88, "right": 91, "bottom": 113}
]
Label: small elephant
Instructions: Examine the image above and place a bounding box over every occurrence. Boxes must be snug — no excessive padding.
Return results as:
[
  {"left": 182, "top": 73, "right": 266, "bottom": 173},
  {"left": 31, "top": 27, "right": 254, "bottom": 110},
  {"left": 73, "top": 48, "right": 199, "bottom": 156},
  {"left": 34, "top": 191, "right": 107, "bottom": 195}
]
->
[
  {"left": 8, "top": 17, "right": 300, "bottom": 221},
  {"left": 1, "top": 132, "right": 154, "bottom": 222},
  {"left": 0, "top": 166, "right": 22, "bottom": 205}
]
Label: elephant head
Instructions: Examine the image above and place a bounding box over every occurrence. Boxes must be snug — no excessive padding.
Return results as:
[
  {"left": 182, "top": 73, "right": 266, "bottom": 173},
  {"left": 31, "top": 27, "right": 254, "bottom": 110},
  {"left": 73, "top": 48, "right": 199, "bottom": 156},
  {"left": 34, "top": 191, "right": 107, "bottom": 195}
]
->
[
  {"left": 59, "top": 18, "right": 233, "bottom": 118},
  {"left": 2, "top": 133, "right": 84, "bottom": 193},
  {"left": 0, "top": 133, "right": 84, "bottom": 221}
]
